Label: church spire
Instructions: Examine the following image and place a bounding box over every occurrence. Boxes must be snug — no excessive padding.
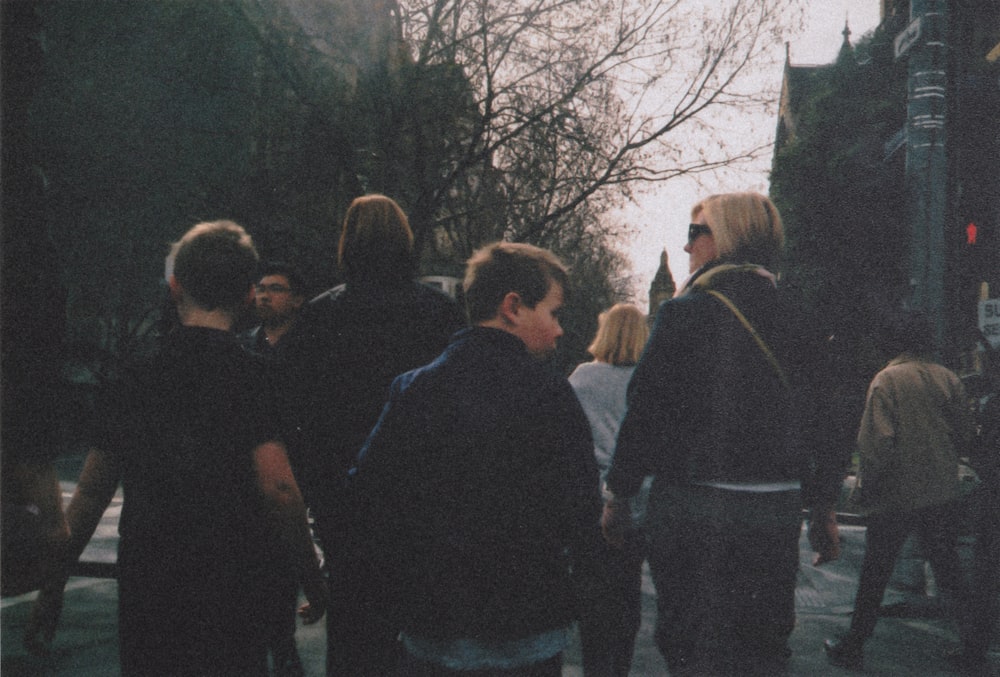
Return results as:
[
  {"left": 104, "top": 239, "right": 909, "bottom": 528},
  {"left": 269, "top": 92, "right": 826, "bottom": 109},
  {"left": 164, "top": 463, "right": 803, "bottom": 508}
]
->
[
  {"left": 648, "top": 249, "right": 676, "bottom": 316},
  {"left": 836, "top": 15, "right": 855, "bottom": 67}
]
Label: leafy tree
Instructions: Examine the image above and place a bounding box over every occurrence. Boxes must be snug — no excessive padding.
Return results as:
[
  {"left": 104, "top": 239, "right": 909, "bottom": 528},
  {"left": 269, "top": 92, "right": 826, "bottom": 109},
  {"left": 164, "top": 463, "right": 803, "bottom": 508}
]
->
[{"left": 10, "top": 0, "right": 371, "bottom": 384}]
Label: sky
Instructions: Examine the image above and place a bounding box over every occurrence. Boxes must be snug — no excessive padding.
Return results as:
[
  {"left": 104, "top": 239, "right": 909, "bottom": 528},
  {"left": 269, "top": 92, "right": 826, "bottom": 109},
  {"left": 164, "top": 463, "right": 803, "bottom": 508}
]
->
[{"left": 623, "top": 0, "right": 884, "bottom": 306}]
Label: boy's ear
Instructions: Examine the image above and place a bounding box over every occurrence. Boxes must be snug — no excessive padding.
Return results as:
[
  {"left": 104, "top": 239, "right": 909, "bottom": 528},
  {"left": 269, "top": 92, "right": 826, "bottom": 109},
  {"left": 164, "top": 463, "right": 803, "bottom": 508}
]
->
[
  {"left": 168, "top": 275, "right": 183, "bottom": 302},
  {"left": 497, "top": 291, "right": 522, "bottom": 326}
]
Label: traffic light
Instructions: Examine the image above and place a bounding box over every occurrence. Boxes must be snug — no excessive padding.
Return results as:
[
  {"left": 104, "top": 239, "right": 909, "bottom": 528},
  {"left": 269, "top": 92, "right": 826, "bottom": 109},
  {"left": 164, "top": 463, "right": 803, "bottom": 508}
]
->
[{"left": 960, "top": 219, "right": 994, "bottom": 290}]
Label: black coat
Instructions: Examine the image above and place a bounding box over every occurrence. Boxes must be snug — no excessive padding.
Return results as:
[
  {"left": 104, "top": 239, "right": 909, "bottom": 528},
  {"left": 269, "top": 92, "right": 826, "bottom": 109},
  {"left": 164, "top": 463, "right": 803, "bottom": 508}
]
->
[
  {"left": 607, "top": 263, "right": 845, "bottom": 508},
  {"left": 274, "top": 278, "right": 467, "bottom": 542}
]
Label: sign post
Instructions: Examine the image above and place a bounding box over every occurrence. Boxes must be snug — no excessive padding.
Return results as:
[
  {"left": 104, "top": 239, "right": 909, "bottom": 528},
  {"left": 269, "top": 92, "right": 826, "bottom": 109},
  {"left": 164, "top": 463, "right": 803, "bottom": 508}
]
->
[{"left": 979, "top": 298, "right": 1000, "bottom": 348}]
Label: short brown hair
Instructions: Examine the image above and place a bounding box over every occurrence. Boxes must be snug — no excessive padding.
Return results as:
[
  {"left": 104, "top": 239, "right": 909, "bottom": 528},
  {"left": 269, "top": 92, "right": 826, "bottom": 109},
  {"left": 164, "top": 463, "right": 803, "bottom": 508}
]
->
[
  {"left": 587, "top": 303, "right": 649, "bottom": 366},
  {"left": 169, "top": 220, "right": 258, "bottom": 311},
  {"left": 463, "top": 242, "right": 568, "bottom": 324},
  {"left": 691, "top": 192, "right": 784, "bottom": 269},
  {"left": 878, "top": 309, "right": 935, "bottom": 358},
  {"left": 338, "top": 194, "right": 414, "bottom": 283}
]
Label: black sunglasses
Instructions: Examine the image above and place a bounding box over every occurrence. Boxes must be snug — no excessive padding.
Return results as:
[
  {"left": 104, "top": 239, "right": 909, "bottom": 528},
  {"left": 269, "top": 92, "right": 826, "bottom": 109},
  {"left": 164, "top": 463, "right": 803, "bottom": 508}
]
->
[
  {"left": 688, "top": 223, "right": 712, "bottom": 244},
  {"left": 254, "top": 283, "right": 292, "bottom": 294}
]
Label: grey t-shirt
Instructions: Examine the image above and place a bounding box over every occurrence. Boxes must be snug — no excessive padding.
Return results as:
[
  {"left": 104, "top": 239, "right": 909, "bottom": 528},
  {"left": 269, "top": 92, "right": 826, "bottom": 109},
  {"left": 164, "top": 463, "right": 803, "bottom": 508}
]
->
[
  {"left": 568, "top": 361, "right": 634, "bottom": 473},
  {"left": 569, "top": 360, "right": 651, "bottom": 523}
]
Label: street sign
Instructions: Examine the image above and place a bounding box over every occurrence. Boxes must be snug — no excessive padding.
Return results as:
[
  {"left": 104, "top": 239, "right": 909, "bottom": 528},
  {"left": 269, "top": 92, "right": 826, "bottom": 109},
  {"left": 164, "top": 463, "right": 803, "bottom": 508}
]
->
[
  {"left": 987, "top": 41, "right": 1000, "bottom": 63},
  {"left": 894, "top": 17, "right": 923, "bottom": 60},
  {"left": 980, "top": 298, "right": 1000, "bottom": 348}
]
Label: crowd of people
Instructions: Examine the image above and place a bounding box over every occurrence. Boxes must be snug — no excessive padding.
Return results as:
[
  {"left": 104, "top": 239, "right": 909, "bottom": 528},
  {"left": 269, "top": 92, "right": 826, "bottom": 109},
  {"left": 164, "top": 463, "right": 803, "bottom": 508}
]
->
[{"left": 4, "top": 191, "right": 997, "bottom": 676}]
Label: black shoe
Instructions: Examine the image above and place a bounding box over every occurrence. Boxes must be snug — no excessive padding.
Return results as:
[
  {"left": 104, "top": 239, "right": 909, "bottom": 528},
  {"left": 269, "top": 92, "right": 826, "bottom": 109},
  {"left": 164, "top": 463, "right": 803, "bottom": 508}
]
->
[
  {"left": 945, "top": 647, "right": 990, "bottom": 675},
  {"left": 824, "top": 636, "right": 863, "bottom": 670},
  {"left": 273, "top": 650, "right": 305, "bottom": 677}
]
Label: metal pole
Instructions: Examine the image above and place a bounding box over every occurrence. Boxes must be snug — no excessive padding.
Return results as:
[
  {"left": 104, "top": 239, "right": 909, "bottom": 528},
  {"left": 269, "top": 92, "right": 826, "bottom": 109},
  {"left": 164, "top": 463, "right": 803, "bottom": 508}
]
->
[{"left": 905, "top": 0, "right": 949, "bottom": 350}]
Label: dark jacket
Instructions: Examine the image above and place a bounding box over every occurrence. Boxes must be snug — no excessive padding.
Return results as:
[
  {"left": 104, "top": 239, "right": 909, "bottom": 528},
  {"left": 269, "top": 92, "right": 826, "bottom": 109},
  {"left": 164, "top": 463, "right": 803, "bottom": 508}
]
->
[
  {"left": 606, "top": 263, "right": 842, "bottom": 506},
  {"left": 238, "top": 325, "right": 271, "bottom": 357},
  {"left": 973, "top": 387, "right": 1000, "bottom": 487},
  {"left": 274, "top": 278, "right": 466, "bottom": 539},
  {"left": 351, "top": 327, "right": 602, "bottom": 641}
]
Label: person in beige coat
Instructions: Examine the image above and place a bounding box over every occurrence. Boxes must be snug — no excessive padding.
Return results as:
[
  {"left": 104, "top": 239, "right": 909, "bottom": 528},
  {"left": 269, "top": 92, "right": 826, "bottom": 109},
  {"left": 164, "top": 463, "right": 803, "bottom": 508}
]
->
[{"left": 825, "top": 310, "right": 974, "bottom": 669}]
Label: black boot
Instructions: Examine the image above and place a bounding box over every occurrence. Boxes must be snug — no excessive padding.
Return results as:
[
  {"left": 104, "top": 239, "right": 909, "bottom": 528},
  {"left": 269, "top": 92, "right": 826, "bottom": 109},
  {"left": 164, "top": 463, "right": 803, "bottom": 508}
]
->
[
  {"left": 823, "top": 635, "right": 864, "bottom": 670},
  {"left": 944, "top": 647, "right": 991, "bottom": 675},
  {"left": 272, "top": 644, "right": 304, "bottom": 677}
]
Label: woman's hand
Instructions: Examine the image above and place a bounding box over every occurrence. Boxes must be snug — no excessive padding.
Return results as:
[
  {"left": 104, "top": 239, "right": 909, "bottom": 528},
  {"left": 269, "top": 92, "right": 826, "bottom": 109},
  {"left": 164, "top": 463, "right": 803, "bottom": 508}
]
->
[
  {"left": 600, "top": 496, "right": 631, "bottom": 548},
  {"left": 298, "top": 573, "right": 329, "bottom": 625},
  {"left": 808, "top": 508, "right": 841, "bottom": 566}
]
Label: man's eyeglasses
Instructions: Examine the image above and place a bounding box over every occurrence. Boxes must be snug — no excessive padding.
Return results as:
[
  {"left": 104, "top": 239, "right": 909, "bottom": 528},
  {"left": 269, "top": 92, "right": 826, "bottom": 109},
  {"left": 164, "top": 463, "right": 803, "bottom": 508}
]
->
[
  {"left": 254, "top": 284, "right": 292, "bottom": 295},
  {"left": 688, "top": 223, "right": 712, "bottom": 244}
]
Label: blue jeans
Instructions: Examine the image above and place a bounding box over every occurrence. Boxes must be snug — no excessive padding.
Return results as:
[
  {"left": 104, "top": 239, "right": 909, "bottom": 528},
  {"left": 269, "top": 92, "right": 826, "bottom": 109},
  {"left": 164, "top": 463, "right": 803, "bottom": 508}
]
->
[{"left": 398, "top": 652, "right": 562, "bottom": 676}]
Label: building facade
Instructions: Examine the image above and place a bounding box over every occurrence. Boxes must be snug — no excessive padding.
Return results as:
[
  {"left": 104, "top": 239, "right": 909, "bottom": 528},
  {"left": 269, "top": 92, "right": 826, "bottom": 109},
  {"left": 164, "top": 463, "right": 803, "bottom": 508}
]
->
[{"left": 774, "top": 0, "right": 999, "bottom": 367}]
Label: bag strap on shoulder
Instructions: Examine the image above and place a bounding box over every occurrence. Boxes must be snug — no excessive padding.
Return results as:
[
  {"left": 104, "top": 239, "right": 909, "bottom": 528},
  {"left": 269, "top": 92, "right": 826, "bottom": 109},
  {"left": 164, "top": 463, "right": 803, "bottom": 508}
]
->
[{"left": 703, "top": 288, "right": 790, "bottom": 389}]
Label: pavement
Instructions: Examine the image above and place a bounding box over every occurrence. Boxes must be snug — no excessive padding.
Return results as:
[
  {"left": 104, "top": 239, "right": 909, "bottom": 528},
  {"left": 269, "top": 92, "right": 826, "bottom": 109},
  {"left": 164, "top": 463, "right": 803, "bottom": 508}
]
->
[{"left": 2, "top": 455, "right": 997, "bottom": 676}]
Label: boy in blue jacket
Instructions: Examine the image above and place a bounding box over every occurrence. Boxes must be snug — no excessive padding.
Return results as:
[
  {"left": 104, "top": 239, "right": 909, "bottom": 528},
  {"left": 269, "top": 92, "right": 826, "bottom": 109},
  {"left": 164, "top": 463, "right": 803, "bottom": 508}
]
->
[{"left": 351, "top": 241, "right": 602, "bottom": 676}]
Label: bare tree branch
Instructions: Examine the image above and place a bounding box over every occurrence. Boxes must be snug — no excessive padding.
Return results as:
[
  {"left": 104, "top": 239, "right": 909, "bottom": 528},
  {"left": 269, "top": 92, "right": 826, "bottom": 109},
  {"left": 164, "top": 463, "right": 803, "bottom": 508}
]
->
[{"left": 390, "top": 0, "right": 799, "bottom": 255}]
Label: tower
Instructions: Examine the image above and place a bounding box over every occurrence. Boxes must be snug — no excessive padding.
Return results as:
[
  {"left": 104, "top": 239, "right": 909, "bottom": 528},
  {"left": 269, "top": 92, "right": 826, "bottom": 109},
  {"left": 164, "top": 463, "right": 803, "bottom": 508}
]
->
[{"left": 648, "top": 249, "right": 676, "bottom": 316}]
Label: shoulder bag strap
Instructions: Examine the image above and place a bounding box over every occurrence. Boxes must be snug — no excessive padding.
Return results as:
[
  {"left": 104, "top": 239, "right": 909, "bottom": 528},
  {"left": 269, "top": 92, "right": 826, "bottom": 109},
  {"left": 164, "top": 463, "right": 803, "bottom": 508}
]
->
[{"left": 703, "top": 289, "right": 790, "bottom": 389}]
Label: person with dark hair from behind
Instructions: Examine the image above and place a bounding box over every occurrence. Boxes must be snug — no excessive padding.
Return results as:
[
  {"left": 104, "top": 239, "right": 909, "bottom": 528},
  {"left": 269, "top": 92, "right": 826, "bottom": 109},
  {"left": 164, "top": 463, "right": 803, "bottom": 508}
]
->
[
  {"left": 568, "top": 303, "right": 650, "bottom": 677},
  {"left": 241, "top": 260, "right": 309, "bottom": 677},
  {"left": 275, "top": 194, "right": 467, "bottom": 676},
  {"left": 25, "top": 221, "right": 328, "bottom": 676},
  {"left": 350, "top": 241, "right": 602, "bottom": 676},
  {"left": 824, "top": 310, "right": 974, "bottom": 670}
]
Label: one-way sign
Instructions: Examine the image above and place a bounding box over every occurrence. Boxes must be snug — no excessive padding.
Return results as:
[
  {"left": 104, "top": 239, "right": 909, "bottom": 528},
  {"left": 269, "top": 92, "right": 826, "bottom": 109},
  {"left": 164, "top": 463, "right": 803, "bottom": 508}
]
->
[{"left": 894, "top": 17, "right": 923, "bottom": 60}]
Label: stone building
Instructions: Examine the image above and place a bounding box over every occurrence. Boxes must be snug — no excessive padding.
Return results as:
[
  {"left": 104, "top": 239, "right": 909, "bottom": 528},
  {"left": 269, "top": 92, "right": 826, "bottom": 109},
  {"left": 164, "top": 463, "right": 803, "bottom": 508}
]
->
[{"left": 773, "top": 0, "right": 1000, "bottom": 362}]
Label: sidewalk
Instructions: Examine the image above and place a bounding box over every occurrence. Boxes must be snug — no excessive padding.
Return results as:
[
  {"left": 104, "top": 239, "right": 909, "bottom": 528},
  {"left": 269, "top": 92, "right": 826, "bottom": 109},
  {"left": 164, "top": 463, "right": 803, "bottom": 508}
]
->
[{"left": 4, "top": 524, "right": 995, "bottom": 676}]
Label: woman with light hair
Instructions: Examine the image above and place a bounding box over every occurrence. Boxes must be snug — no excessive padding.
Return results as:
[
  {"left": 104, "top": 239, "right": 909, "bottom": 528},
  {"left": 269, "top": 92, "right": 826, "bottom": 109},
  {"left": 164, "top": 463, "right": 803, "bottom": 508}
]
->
[
  {"left": 571, "top": 304, "right": 650, "bottom": 473},
  {"left": 675, "top": 191, "right": 784, "bottom": 296},
  {"left": 602, "top": 192, "right": 844, "bottom": 675},
  {"left": 569, "top": 303, "right": 650, "bottom": 677}
]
